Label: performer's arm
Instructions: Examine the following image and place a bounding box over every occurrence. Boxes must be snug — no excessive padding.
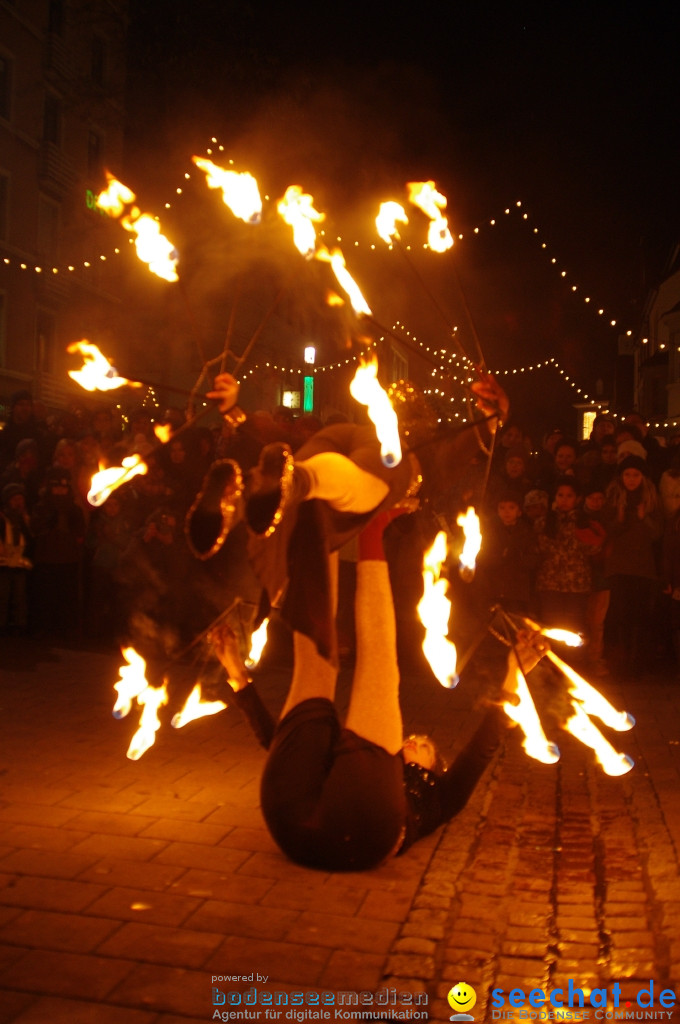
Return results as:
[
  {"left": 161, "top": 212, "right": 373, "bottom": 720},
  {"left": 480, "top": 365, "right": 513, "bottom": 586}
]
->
[{"left": 210, "top": 623, "right": 276, "bottom": 749}]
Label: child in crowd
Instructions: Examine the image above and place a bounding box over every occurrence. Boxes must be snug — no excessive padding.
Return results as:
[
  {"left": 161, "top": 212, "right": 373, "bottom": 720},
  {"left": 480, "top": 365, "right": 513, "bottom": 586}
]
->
[
  {"left": 662, "top": 503, "right": 680, "bottom": 678},
  {"left": 582, "top": 481, "right": 610, "bottom": 674},
  {"left": 536, "top": 477, "right": 605, "bottom": 637},
  {"left": 487, "top": 447, "right": 533, "bottom": 510},
  {"left": 0, "top": 483, "right": 33, "bottom": 634},
  {"left": 523, "top": 489, "right": 549, "bottom": 531},
  {"left": 603, "top": 455, "right": 662, "bottom": 674},
  {"left": 476, "top": 492, "right": 539, "bottom": 615}
]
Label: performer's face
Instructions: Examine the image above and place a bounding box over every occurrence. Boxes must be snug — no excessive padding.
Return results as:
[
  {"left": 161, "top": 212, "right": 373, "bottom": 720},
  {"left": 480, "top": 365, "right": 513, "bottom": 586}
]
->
[{"left": 401, "top": 735, "right": 437, "bottom": 770}]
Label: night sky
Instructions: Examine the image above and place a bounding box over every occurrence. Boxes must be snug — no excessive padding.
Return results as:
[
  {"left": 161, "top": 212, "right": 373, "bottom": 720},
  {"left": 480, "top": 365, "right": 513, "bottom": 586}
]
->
[{"left": 123, "top": 1, "right": 680, "bottom": 432}]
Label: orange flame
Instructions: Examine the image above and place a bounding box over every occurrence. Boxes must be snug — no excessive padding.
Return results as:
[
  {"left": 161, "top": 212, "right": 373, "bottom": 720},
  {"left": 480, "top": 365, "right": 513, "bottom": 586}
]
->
[
  {"left": 547, "top": 651, "right": 635, "bottom": 731},
  {"left": 376, "top": 201, "right": 408, "bottom": 244},
  {"left": 245, "top": 617, "right": 269, "bottom": 669},
  {"left": 96, "top": 174, "right": 178, "bottom": 282},
  {"left": 126, "top": 682, "right": 168, "bottom": 761},
  {"left": 349, "top": 355, "right": 402, "bottom": 468},
  {"left": 456, "top": 507, "right": 482, "bottom": 576},
  {"left": 112, "top": 647, "right": 150, "bottom": 719},
  {"left": 541, "top": 628, "right": 583, "bottom": 648},
  {"left": 96, "top": 172, "right": 136, "bottom": 217},
  {"left": 154, "top": 423, "right": 172, "bottom": 444},
  {"left": 503, "top": 667, "right": 561, "bottom": 764},
  {"left": 277, "top": 185, "right": 325, "bottom": 258},
  {"left": 417, "top": 531, "right": 458, "bottom": 688},
  {"left": 67, "top": 340, "right": 141, "bottom": 393},
  {"left": 120, "top": 211, "right": 179, "bottom": 283},
  {"left": 192, "top": 156, "right": 262, "bottom": 224},
  {"left": 88, "top": 455, "right": 147, "bottom": 507},
  {"left": 407, "top": 181, "right": 454, "bottom": 253},
  {"left": 563, "top": 704, "right": 634, "bottom": 776},
  {"left": 171, "top": 684, "right": 227, "bottom": 729},
  {"left": 316, "top": 246, "right": 372, "bottom": 317}
]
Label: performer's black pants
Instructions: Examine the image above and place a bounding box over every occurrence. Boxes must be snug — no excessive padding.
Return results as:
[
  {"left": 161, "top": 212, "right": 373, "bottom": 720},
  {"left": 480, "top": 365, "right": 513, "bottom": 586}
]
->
[{"left": 260, "top": 698, "right": 406, "bottom": 871}]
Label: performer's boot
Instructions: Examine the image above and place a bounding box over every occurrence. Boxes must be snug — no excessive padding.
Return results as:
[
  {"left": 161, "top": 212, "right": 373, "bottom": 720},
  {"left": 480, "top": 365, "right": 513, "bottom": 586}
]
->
[
  {"left": 184, "top": 459, "right": 243, "bottom": 559},
  {"left": 245, "top": 443, "right": 311, "bottom": 537}
]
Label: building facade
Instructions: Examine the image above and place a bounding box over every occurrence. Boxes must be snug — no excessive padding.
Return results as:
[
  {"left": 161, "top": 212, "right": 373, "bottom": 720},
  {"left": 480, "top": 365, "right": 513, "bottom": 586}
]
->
[
  {"left": 0, "top": 0, "right": 127, "bottom": 418},
  {"left": 633, "top": 247, "right": 680, "bottom": 425}
]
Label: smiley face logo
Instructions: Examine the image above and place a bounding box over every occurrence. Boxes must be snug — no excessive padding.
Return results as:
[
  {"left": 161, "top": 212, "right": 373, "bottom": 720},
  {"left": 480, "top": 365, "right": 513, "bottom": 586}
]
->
[{"left": 447, "top": 982, "right": 477, "bottom": 1020}]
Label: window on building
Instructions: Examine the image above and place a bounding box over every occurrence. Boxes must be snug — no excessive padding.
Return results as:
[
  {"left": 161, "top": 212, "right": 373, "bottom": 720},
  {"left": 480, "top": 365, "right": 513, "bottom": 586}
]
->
[
  {"left": 35, "top": 310, "right": 56, "bottom": 375},
  {"left": 0, "top": 173, "right": 8, "bottom": 241},
  {"left": 38, "top": 197, "right": 60, "bottom": 259},
  {"left": 87, "top": 131, "right": 102, "bottom": 178},
  {"left": 0, "top": 54, "right": 12, "bottom": 121},
  {"left": 43, "top": 93, "right": 61, "bottom": 145},
  {"left": 91, "top": 37, "right": 106, "bottom": 86}
]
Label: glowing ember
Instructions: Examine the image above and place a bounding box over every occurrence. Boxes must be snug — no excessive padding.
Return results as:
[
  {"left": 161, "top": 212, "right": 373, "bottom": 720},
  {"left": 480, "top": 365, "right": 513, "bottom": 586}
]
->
[
  {"left": 547, "top": 651, "right": 635, "bottom": 731},
  {"left": 316, "top": 246, "right": 372, "bottom": 317},
  {"left": 541, "top": 628, "right": 583, "bottom": 648},
  {"left": 171, "top": 684, "right": 227, "bottom": 728},
  {"left": 192, "top": 156, "right": 262, "bottom": 224},
  {"left": 376, "top": 201, "right": 408, "bottom": 244},
  {"left": 121, "top": 212, "right": 179, "bottom": 283},
  {"left": 407, "top": 181, "right": 453, "bottom": 253},
  {"left": 349, "top": 356, "right": 402, "bottom": 468},
  {"left": 88, "top": 455, "right": 147, "bottom": 507},
  {"left": 112, "top": 647, "right": 150, "bottom": 719},
  {"left": 96, "top": 173, "right": 135, "bottom": 217},
  {"left": 67, "top": 340, "right": 141, "bottom": 393},
  {"left": 277, "top": 185, "right": 325, "bottom": 258},
  {"left": 245, "top": 617, "right": 269, "bottom": 669},
  {"left": 456, "top": 507, "right": 482, "bottom": 578},
  {"left": 503, "top": 667, "right": 561, "bottom": 764},
  {"left": 126, "top": 682, "right": 168, "bottom": 761},
  {"left": 417, "top": 531, "right": 458, "bottom": 688},
  {"left": 154, "top": 423, "right": 172, "bottom": 444},
  {"left": 564, "top": 704, "right": 634, "bottom": 776}
]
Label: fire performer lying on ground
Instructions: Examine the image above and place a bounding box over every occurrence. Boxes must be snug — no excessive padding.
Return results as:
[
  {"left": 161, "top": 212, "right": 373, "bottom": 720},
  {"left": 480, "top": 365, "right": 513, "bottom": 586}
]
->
[
  {"left": 209, "top": 511, "right": 548, "bottom": 872},
  {"left": 194, "top": 370, "right": 509, "bottom": 664}
]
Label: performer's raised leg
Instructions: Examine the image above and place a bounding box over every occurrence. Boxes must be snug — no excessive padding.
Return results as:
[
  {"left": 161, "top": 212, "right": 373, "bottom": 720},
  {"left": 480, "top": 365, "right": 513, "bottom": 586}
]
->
[
  {"left": 278, "top": 551, "right": 339, "bottom": 720},
  {"left": 345, "top": 513, "right": 403, "bottom": 755}
]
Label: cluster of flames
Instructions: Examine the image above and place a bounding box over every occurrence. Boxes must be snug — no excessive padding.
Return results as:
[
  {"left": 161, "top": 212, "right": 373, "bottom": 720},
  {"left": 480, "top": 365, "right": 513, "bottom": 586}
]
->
[
  {"left": 113, "top": 620, "right": 269, "bottom": 761},
  {"left": 96, "top": 173, "right": 178, "bottom": 282},
  {"left": 97, "top": 156, "right": 455, "bottom": 317},
  {"left": 416, "top": 521, "right": 635, "bottom": 777},
  {"left": 377, "top": 182, "right": 454, "bottom": 253}
]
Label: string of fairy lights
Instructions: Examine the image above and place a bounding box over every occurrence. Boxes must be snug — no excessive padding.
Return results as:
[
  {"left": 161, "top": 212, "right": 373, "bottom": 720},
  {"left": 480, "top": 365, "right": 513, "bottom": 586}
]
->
[
  {"left": 1, "top": 139, "right": 638, "bottom": 339},
  {"left": 3, "top": 139, "right": 661, "bottom": 418},
  {"left": 238, "top": 320, "right": 611, "bottom": 420}
]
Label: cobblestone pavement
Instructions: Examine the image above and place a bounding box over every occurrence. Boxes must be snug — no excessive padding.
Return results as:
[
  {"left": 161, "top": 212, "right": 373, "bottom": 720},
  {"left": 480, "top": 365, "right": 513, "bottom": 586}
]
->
[{"left": 0, "top": 638, "right": 679, "bottom": 1023}]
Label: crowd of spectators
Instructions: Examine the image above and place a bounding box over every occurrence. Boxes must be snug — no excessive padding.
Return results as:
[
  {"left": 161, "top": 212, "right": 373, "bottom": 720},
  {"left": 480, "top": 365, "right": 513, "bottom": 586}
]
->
[{"left": 2, "top": 387, "right": 680, "bottom": 682}]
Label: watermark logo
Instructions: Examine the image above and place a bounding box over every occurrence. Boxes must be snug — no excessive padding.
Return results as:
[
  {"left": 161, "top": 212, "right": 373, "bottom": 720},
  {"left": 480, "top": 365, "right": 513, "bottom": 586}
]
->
[{"left": 448, "top": 982, "right": 477, "bottom": 1021}]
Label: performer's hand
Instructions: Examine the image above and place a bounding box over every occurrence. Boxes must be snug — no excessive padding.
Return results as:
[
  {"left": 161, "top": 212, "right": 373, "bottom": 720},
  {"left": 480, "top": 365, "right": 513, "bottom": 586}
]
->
[
  {"left": 207, "top": 373, "right": 240, "bottom": 414},
  {"left": 208, "top": 623, "right": 249, "bottom": 691},
  {"left": 505, "top": 629, "right": 549, "bottom": 691},
  {"left": 470, "top": 372, "right": 509, "bottom": 431}
]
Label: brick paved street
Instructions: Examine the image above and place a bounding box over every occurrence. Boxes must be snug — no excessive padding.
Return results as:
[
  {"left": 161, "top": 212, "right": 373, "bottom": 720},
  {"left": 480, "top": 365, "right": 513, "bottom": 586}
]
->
[{"left": 1, "top": 637, "right": 679, "bottom": 1023}]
